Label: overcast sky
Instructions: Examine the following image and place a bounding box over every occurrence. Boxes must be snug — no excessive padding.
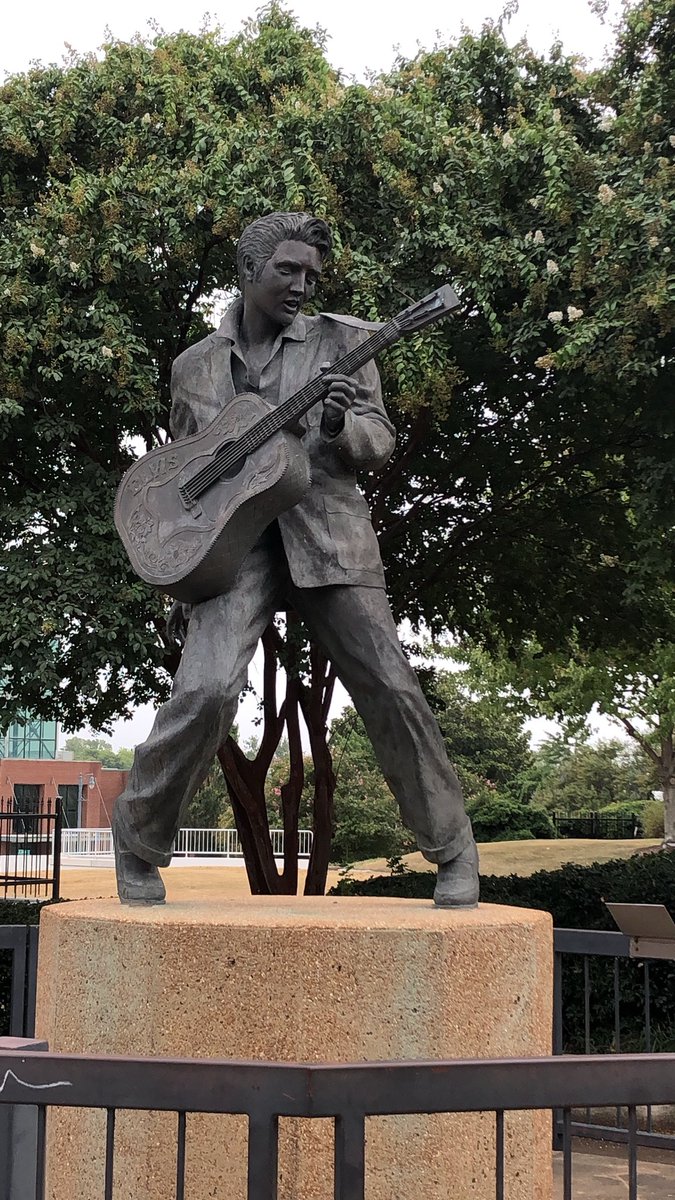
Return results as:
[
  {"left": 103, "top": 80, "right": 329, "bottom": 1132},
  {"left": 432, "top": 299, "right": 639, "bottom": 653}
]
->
[
  {"left": 4, "top": 0, "right": 623, "bottom": 82},
  {"left": 4, "top": 0, "right": 624, "bottom": 751}
]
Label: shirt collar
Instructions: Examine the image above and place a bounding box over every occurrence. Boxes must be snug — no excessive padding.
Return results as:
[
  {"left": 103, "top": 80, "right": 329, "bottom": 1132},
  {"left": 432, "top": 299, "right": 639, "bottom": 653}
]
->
[{"left": 215, "top": 297, "right": 307, "bottom": 345}]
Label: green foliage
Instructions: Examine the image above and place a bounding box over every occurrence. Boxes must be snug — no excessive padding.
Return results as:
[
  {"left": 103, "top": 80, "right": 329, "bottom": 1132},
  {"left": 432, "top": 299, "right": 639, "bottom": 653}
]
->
[
  {"left": 642, "top": 800, "right": 665, "bottom": 838},
  {"left": 63, "top": 735, "right": 133, "bottom": 769},
  {"left": 468, "top": 796, "right": 555, "bottom": 842},
  {"left": 329, "top": 709, "right": 414, "bottom": 864},
  {"left": 0, "top": 3, "right": 672, "bottom": 739},
  {"left": 532, "top": 738, "right": 656, "bottom": 814},
  {"left": 423, "top": 660, "right": 533, "bottom": 803},
  {"left": 184, "top": 763, "right": 234, "bottom": 828}
]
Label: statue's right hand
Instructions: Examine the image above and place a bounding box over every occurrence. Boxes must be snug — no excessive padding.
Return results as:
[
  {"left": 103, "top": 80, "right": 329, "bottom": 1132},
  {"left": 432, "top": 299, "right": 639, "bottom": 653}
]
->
[{"left": 166, "top": 600, "right": 192, "bottom": 646}]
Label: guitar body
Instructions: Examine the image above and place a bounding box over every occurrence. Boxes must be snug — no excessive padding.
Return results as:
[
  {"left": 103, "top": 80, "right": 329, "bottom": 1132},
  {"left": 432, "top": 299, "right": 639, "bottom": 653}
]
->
[{"left": 114, "top": 393, "right": 311, "bottom": 603}]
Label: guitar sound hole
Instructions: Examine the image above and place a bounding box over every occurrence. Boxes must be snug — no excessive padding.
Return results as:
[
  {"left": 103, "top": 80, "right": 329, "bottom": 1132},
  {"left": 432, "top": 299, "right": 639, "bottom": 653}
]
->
[{"left": 218, "top": 455, "right": 245, "bottom": 481}]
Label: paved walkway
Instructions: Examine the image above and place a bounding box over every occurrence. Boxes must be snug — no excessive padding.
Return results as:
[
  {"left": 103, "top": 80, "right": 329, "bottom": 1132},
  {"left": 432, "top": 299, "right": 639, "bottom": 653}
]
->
[{"left": 554, "top": 1147, "right": 675, "bottom": 1198}]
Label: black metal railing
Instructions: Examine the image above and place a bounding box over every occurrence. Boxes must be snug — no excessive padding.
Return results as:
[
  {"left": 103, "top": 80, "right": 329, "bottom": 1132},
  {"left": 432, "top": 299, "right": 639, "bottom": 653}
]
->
[
  {"left": 0, "top": 927, "right": 39, "bottom": 1039},
  {"left": 0, "top": 1046, "right": 673, "bottom": 1200},
  {"left": 0, "top": 799, "right": 61, "bottom": 901},
  {"left": 553, "top": 927, "right": 675, "bottom": 1149},
  {"left": 553, "top": 811, "right": 642, "bottom": 839}
]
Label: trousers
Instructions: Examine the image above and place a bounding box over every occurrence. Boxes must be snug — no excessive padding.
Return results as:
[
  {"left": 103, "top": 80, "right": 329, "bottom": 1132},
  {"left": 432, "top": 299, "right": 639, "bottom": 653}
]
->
[{"left": 115, "top": 529, "right": 473, "bottom": 867}]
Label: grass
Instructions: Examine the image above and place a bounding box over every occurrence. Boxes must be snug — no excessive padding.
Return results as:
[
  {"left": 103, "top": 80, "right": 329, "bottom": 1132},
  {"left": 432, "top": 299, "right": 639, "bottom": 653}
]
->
[
  {"left": 58, "top": 838, "right": 660, "bottom": 901},
  {"left": 350, "top": 838, "right": 661, "bottom": 879}
]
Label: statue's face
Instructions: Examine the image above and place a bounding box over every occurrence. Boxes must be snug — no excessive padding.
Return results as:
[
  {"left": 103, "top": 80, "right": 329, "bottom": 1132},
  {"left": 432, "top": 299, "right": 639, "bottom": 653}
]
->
[{"left": 246, "top": 239, "right": 322, "bottom": 327}]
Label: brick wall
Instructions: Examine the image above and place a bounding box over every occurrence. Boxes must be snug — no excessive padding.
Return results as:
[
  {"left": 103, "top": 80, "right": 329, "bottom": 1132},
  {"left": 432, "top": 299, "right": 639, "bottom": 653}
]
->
[{"left": 0, "top": 758, "right": 127, "bottom": 827}]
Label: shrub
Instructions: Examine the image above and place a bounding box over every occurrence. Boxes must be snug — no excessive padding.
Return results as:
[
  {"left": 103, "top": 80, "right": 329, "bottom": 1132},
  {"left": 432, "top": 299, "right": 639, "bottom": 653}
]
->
[
  {"left": 642, "top": 801, "right": 665, "bottom": 839},
  {"left": 468, "top": 797, "right": 555, "bottom": 843}
]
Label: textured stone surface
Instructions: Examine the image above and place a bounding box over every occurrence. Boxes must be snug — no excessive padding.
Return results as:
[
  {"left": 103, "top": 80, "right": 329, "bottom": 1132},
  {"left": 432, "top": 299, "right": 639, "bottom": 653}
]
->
[{"left": 36, "top": 897, "right": 553, "bottom": 1199}]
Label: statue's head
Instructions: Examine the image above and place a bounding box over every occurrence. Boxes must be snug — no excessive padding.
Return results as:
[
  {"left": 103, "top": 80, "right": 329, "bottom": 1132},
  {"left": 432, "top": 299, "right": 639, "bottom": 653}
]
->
[
  {"left": 237, "top": 212, "right": 332, "bottom": 282},
  {"left": 237, "top": 212, "right": 333, "bottom": 327}
]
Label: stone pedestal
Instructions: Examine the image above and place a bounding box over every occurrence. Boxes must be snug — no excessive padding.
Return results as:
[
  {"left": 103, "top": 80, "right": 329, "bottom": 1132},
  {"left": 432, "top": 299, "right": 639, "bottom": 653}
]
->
[{"left": 36, "top": 897, "right": 552, "bottom": 1199}]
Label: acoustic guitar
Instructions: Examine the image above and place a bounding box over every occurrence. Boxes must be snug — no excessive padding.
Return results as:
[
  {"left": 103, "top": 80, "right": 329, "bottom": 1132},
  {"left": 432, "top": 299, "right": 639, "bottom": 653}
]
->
[{"left": 114, "top": 284, "right": 460, "bottom": 603}]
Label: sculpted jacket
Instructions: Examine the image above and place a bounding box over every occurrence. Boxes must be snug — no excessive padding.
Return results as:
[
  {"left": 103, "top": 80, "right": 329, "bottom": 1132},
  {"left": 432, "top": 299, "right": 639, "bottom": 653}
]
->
[{"left": 169, "top": 299, "right": 396, "bottom": 590}]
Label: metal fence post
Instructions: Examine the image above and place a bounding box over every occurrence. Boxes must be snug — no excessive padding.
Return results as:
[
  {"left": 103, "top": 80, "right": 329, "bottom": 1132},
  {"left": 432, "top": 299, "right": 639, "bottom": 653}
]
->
[
  {"left": 52, "top": 799, "right": 62, "bottom": 902},
  {"left": 0, "top": 1036, "right": 48, "bottom": 1200}
]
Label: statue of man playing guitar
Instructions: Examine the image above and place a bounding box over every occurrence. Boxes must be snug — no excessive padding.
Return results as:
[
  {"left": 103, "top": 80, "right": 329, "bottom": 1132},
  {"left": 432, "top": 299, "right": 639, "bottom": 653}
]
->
[{"left": 112, "top": 211, "right": 479, "bottom": 909}]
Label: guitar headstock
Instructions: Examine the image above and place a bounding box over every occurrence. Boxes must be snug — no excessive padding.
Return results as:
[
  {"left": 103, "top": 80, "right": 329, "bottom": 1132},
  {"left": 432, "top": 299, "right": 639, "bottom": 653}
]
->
[{"left": 393, "top": 284, "right": 460, "bottom": 334}]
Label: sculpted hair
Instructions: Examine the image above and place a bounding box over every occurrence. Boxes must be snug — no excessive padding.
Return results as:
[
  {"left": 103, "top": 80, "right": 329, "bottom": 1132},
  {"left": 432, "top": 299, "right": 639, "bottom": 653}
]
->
[{"left": 237, "top": 212, "right": 333, "bottom": 283}]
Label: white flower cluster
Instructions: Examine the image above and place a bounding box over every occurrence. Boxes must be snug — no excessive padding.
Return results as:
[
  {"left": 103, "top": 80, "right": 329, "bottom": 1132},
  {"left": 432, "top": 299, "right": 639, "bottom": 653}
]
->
[
  {"left": 502, "top": 131, "right": 515, "bottom": 148},
  {"left": 546, "top": 259, "right": 559, "bottom": 275},
  {"left": 101, "top": 346, "right": 114, "bottom": 359},
  {"left": 30, "top": 243, "right": 45, "bottom": 257},
  {"left": 598, "top": 184, "right": 615, "bottom": 205},
  {"left": 669, "top": 135, "right": 675, "bottom": 148},
  {"left": 598, "top": 113, "right": 615, "bottom": 132},
  {"left": 548, "top": 306, "right": 583, "bottom": 324}
]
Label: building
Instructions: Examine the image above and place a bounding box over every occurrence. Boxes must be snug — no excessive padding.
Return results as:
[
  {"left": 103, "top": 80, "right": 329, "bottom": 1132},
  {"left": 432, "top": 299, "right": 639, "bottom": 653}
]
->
[{"left": 1, "top": 715, "right": 127, "bottom": 828}]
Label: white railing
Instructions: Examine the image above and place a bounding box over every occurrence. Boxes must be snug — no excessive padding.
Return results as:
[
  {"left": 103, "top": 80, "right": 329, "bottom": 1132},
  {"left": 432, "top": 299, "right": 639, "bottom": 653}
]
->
[
  {"left": 61, "top": 827, "right": 313, "bottom": 861},
  {"left": 62, "top": 828, "right": 113, "bottom": 857}
]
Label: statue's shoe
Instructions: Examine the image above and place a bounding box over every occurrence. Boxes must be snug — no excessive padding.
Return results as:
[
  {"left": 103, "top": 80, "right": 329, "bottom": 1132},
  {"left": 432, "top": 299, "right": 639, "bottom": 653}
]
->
[
  {"left": 433, "top": 841, "right": 479, "bottom": 909},
  {"left": 112, "top": 820, "right": 166, "bottom": 906}
]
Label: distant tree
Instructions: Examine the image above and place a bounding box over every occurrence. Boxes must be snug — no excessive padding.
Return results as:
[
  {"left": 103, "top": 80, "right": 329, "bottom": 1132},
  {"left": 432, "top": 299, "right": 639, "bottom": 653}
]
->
[
  {"left": 64, "top": 735, "right": 133, "bottom": 770},
  {"left": 184, "top": 764, "right": 233, "bottom": 829},
  {"left": 328, "top": 709, "right": 414, "bottom": 864},
  {"left": 422, "top": 653, "right": 534, "bottom": 804},
  {"left": 531, "top": 738, "right": 656, "bottom": 815}
]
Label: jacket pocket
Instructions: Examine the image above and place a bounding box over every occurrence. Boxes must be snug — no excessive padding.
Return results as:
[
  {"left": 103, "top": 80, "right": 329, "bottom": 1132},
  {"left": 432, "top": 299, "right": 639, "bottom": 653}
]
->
[{"left": 323, "top": 494, "right": 381, "bottom": 572}]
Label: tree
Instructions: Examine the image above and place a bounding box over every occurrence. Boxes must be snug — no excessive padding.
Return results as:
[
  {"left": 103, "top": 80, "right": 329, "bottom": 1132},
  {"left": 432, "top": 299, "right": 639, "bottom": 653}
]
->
[
  {"left": 184, "top": 764, "right": 234, "bottom": 829},
  {"left": 530, "top": 737, "right": 656, "bottom": 815},
  {"left": 63, "top": 735, "right": 133, "bottom": 769},
  {"left": 328, "top": 708, "right": 413, "bottom": 864},
  {"left": 422, "top": 660, "right": 533, "bottom": 803},
  {"left": 508, "top": 642, "right": 675, "bottom": 839},
  {"left": 1, "top": 2, "right": 673, "bottom": 891}
]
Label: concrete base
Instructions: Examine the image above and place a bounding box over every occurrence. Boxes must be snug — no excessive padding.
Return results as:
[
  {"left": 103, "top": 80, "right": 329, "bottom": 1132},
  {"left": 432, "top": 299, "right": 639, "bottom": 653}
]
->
[{"left": 36, "top": 897, "right": 553, "bottom": 1199}]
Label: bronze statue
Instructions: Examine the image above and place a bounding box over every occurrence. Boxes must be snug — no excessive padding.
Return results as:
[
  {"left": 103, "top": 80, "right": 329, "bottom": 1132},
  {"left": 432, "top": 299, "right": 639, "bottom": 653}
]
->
[{"left": 112, "top": 212, "right": 479, "bottom": 908}]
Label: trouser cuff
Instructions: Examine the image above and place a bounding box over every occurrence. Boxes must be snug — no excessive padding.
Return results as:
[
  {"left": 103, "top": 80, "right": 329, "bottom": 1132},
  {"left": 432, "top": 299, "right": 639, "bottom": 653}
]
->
[
  {"left": 112, "top": 807, "right": 173, "bottom": 868},
  {"left": 419, "top": 823, "right": 475, "bottom": 866}
]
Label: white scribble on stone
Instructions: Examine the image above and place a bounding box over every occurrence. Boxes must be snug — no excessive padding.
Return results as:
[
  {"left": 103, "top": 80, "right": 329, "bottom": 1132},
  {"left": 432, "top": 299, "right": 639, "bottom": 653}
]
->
[{"left": 0, "top": 1070, "right": 72, "bottom": 1095}]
